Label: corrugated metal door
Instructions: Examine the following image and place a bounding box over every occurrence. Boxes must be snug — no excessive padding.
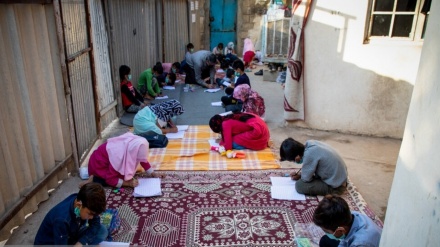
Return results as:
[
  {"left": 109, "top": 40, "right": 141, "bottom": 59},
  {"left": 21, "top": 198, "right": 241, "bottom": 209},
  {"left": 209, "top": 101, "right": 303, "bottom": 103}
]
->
[
  {"left": 162, "top": 0, "right": 189, "bottom": 63},
  {"left": 105, "top": 0, "right": 159, "bottom": 92},
  {"left": 89, "top": 0, "right": 117, "bottom": 130},
  {"left": 210, "top": 0, "right": 237, "bottom": 50},
  {"left": 60, "top": 0, "right": 98, "bottom": 160}
]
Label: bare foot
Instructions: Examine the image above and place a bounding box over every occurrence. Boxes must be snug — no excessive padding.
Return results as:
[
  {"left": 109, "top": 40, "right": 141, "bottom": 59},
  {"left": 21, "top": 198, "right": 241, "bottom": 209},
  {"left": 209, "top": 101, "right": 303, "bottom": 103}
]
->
[
  {"left": 79, "top": 175, "right": 94, "bottom": 189},
  {"left": 136, "top": 164, "right": 145, "bottom": 174}
]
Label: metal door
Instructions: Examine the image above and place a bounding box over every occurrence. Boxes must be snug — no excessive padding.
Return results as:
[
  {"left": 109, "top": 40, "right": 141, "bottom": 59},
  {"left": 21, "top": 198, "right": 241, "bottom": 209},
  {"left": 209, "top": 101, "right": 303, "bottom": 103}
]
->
[
  {"left": 60, "top": 0, "right": 99, "bottom": 160},
  {"left": 209, "top": 0, "right": 237, "bottom": 50}
]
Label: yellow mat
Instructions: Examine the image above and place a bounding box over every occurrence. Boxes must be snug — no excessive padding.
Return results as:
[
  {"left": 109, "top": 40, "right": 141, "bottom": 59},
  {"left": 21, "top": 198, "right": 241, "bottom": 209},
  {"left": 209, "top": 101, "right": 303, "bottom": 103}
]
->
[{"left": 148, "top": 125, "right": 280, "bottom": 170}]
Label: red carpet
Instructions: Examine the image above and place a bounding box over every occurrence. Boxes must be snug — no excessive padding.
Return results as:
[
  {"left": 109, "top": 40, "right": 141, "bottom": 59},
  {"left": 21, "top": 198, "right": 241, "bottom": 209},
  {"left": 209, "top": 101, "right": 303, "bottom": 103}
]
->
[{"left": 105, "top": 170, "right": 382, "bottom": 246}]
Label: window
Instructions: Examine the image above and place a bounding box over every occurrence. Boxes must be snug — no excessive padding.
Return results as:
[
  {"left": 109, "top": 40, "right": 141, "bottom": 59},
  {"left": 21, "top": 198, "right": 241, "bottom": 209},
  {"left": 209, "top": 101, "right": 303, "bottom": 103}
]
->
[{"left": 366, "top": 0, "right": 431, "bottom": 41}]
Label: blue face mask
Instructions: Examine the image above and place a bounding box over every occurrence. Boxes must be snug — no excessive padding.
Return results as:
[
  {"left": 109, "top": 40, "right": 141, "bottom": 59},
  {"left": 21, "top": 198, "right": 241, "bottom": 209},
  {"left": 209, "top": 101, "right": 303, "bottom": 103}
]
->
[
  {"left": 165, "top": 77, "right": 169, "bottom": 83},
  {"left": 128, "top": 74, "right": 132, "bottom": 80},
  {"left": 296, "top": 157, "right": 303, "bottom": 164},
  {"left": 172, "top": 68, "right": 177, "bottom": 73},
  {"left": 74, "top": 206, "right": 81, "bottom": 218},
  {"left": 235, "top": 72, "right": 240, "bottom": 77},
  {"left": 326, "top": 233, "right": 345, "bottom": 241}
]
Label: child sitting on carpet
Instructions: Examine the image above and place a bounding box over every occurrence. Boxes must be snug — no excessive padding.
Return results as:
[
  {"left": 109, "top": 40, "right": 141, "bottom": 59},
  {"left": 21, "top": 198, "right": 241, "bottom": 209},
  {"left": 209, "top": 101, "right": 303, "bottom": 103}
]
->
[
  {"left": 313, "top": 194, "right": 382, "bottom": 247},
  {"left": 34, "top": 183, "right": 108, "bottom": 245},
  {"left": 81, "top": 132, "right": 164, "bottom": 188},
  {"left": 280, "top": 138, "right": 348, "bottom": 196},
  {"left": 209, "top": 112, "right": 269, "bottom": 151},
  {"left": 133, "top": 99, "right": 184, "bottom": 135}
]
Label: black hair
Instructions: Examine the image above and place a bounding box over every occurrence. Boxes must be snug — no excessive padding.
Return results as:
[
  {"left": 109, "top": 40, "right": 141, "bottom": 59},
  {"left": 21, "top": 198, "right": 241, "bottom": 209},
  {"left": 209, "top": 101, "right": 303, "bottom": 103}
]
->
[
  {"left": 153, "top": 63, "right": 164, "bottom": 74},
  {"left": 76, "top": 183, "right": 106, "bottom": 215},
  {"left": 220, "top": 60, "right": 229, "bottom": 70},
  {"left": 119, "top": 65, "right": 131, "bottom": 82},
  {"left": 172, "top": 62, "right": 181, "bottom": 71},
  {"left": 208, "top": 54, "right": 217, "bottom": 64},
  {"left": 186, "top": 43, "right": 194, "bottom": 50},
  {"left": 279, "top": 138, "right": 305, "bottom": 161},
  {"left": 226, "top": 69, "right": 234, "bottom": 79},
  {"left": 313, "top": 194, "right": 352, "bottom": 231},
  {"left": 232, "top": 60, "right": 244, "bottom": 71},
  {"left": 168, "top": 73, "right": 176, "bottom": 85},
  {"left": 217, "top": 43, "right": 224, "bottom": 49},
  {"left": 209, "top": 113, "right": 255, "bottom": 137}
]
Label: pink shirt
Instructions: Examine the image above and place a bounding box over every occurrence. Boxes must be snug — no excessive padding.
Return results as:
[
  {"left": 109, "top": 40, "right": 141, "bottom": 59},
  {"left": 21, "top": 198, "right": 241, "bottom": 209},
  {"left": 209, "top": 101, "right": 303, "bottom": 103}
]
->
[
  {"left": 220, "top": 115, "right": 270, "bottom": 150},
  {"left": 88, "top": 143, "right": 152, "bottom": 187}
]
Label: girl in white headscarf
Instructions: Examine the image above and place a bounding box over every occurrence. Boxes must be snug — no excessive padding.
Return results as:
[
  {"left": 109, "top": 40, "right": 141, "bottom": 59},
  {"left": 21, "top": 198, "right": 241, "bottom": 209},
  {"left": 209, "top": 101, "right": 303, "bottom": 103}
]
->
[{"left": 242, "top": 38, "right": 256, "bottom": 71}]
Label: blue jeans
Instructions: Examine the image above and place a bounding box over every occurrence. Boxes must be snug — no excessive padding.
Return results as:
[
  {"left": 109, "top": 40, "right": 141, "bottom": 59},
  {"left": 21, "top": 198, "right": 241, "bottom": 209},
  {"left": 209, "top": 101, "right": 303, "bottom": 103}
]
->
[
  {"left": 232, "top": 142, "right": 246, "bottom": 150},
  {"left": 78, "top": 224, "right": 108, "bottom": 244}
]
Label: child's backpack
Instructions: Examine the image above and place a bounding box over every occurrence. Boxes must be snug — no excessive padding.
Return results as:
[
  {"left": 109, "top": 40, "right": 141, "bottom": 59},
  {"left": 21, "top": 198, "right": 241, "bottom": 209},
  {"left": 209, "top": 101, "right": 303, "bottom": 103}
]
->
[{"left": 100, "top": 208, "right": 121, "bottom": 241}]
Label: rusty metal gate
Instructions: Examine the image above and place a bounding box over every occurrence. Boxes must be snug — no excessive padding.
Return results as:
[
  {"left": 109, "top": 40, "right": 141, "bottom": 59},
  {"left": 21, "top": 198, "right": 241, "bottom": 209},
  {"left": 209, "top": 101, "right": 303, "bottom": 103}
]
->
[{"left": 60, "top": 0, "right": 99, "bottom": 160}]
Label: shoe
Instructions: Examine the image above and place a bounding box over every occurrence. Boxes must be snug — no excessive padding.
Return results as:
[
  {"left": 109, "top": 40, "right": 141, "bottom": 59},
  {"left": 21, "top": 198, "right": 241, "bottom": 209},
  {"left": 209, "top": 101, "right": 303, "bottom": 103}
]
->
[{"left": 254, "top": 69, "right": 263, "bottom": 76}]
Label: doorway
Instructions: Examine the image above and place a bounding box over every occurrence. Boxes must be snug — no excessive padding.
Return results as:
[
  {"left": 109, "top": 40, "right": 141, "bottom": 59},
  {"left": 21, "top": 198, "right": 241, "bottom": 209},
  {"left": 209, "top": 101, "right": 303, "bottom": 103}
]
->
[{"left": 209, "top": 0, "right": 237, "bottom": 51}]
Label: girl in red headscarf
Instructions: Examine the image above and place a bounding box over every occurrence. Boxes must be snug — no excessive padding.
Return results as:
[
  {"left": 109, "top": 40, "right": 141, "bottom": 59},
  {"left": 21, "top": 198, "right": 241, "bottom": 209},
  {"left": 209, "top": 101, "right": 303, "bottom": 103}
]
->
[{"left": 209, "top": 112, "right": 270, "bottom": 151}]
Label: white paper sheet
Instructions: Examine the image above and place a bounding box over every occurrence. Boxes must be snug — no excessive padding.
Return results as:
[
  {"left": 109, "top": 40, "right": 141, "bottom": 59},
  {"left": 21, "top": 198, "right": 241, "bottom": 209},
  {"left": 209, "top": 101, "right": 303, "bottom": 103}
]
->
[
  {"left": 222, "top": 81, "right": 231, "bottom": 87},
  {"left": 166, "top": 131, "right": 185, "bottom": 139},
  {"left": 133, "top": 178, "right": 162, "bottom": 197},
  {"left": 219, "top": 111, "right": 233, "bottom": 116},
  {"left": 177, "top": 125, "right": 189, "bottom": 131},
  {"left": 208, "top": 139, "right": 220, "bottom": 148},
  {"left": 156, "top": 95, "right": 169, "bottom": 99},
  {"left": 163, "top": 86, "right": 175, "bottom": 90},
  {"left": 211, "top": 101, "right": 223, "bottom": 106},
  {"left": 99, "top": 241, "right": 130, "bottom": 246},
  {"left": 270, "top": 177, "right": 306, "bottom": 200},
  {"left": 204, "top": 88, "right": 221, "bottom": 93}
]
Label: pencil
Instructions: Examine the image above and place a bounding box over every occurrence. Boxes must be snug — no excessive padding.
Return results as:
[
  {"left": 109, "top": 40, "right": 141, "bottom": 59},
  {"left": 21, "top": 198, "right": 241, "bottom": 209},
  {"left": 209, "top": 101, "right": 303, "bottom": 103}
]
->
[{"left": 294, "top": 168, "right": 302, "bottom": 175}]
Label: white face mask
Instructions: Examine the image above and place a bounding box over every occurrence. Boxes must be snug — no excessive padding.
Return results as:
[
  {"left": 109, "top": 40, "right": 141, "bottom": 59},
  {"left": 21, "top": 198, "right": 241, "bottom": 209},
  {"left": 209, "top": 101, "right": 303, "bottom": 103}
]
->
[{"left": 128, "top": 74, "right": 132, "bottom": 80}]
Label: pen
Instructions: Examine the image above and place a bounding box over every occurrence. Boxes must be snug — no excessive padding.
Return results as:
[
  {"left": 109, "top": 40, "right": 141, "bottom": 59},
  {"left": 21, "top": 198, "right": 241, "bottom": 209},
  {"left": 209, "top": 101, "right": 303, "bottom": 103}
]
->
[{"left": 294, "top": 168, "right": 302, "bottom": 175}]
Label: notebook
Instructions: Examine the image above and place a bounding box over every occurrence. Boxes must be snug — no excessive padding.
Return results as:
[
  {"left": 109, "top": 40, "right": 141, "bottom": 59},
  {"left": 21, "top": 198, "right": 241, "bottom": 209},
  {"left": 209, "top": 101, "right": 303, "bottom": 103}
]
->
[{"left": 133, "top": 178, "right": 162, "bottom": 197}]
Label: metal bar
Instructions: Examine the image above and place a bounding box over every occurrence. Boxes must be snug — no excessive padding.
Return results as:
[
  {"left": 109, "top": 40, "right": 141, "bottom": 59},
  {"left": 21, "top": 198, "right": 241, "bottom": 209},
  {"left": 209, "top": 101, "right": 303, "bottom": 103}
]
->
[
  {"left": 66, "top": 47, "right": 92, "bottom": 62},
  {"left": 53, "top": 0, "right": 80, "bottom": 169},
  {"left": 0, "top": 154, "right": 74, "bottom": 230},
  {"left": 99, "top": 100, "right": 117, "bottom": 116},
  {"left": 0, "top": 0, "right": 52, "bottom": 4}
]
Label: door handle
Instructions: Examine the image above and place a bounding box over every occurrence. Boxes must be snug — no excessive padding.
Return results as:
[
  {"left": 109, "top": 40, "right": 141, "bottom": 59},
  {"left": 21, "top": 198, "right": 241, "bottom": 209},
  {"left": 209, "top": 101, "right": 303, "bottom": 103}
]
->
[{"left": 210, "top": 16, "right": 215, "bottom": 22}]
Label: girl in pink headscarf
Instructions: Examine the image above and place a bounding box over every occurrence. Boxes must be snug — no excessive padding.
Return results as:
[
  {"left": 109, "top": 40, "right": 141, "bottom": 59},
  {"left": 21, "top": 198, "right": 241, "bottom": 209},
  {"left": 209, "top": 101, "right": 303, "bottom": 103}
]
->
[
  {"left": 81, "top": 132, "right": 164, "bottom": 188},
  {"left": 242, "top": 38, "right": 256, "bottom": 71},
  {"left": 233, "top": 84, "right": 265, "bottom": 118}
]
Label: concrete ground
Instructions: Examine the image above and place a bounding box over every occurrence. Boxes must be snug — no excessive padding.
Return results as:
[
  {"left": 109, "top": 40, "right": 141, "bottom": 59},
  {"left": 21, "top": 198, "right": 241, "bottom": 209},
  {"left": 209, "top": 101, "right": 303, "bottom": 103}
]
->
[{"left": 5, "top": 65, "right": 401, "bottom": 245}]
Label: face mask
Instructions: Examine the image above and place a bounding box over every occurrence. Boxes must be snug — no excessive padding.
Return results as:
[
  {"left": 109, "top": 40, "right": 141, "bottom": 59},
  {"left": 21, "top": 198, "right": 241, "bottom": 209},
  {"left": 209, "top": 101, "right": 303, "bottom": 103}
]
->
[
  {"left": 128, "top": 74, "right": 132, "bottom": 80},
  {"left": 165, "top": 77, "right": 169, "bottom": 83},
  {"left": 172, "top": 68, "right": 176, "bottom": 73},
  {"left": 326, "top": 233, "right": 346, "bottom": 241},
  {"left": 74, "top": 206, "right": 81, "bottom": 218},
  {"left": 235, "top": 72, "right": 240, "bottom": 77},
  {"left": 296, "top": 158, "right": 303, "bottom": 164},
  {"left": 190, "top": 48, "right": 194, "bottom": 52}
]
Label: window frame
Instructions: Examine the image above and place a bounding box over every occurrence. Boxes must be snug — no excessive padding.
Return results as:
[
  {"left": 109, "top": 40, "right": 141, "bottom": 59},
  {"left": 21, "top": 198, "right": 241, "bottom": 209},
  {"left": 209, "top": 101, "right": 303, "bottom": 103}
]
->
[{"left": 365, "top": 0, "right": 427, "bottom": 43}]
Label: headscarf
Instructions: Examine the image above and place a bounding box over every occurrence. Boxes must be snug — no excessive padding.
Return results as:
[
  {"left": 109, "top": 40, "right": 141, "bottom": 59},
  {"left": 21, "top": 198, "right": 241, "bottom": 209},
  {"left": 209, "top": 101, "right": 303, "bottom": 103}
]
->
[
  {"left": 149, "top": 99, "right": 184, "bottom": 122},
  {"left": 106, "top": 132, "right": 149, "bottom": 180},
  {"left": 233, "top": 84, "right": 266, "bottom": 117},
  {"left": 227, "top": 42, "right": 234, "bottom": 50},
  {"left": 243, "top": 38, "right": 255, "bottom": 56},
  {"left": 209, "top": 113, "right": 255, "bottom": 134}
]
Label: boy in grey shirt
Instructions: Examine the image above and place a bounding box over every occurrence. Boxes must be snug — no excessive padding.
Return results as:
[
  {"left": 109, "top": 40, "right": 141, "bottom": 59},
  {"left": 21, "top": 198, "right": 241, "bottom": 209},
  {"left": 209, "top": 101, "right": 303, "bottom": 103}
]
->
[{"left": 280, "top": 138, "right": 348, "bottom": 196}]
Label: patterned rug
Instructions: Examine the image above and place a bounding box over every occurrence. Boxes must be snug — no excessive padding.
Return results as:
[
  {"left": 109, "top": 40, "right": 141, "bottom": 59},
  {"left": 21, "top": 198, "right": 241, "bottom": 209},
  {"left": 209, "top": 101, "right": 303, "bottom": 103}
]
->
[
  {"left": 148, "top": 125, "right": 280, "bottom": 170},
  {"left": 106, "top": 169, "right": 382, "bottom": 246}
]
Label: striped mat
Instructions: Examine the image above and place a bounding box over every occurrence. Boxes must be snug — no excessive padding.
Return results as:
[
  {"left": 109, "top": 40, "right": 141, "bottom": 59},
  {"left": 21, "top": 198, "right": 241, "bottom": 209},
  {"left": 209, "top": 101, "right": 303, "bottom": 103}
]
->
[{"left": 148, "top": 125, "right": 280, "bottom": 170}]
